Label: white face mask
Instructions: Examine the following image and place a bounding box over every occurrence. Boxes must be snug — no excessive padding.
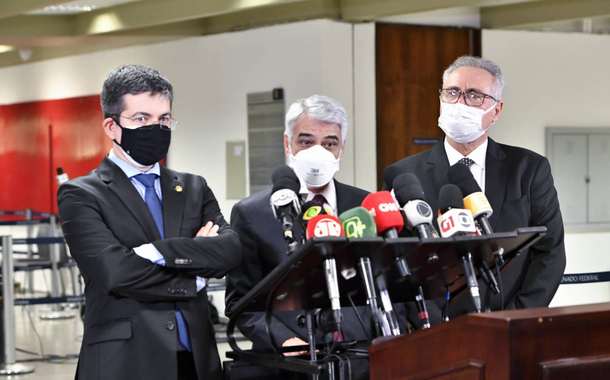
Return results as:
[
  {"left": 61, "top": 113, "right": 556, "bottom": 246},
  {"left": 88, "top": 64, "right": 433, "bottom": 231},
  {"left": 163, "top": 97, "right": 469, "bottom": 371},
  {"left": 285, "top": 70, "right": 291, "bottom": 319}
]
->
[
  {"left": 438, "top": 102, "right": 496, "bottom": 143},
  {"left": 289, "top": 145, "right": 340, "bottom": 189}
]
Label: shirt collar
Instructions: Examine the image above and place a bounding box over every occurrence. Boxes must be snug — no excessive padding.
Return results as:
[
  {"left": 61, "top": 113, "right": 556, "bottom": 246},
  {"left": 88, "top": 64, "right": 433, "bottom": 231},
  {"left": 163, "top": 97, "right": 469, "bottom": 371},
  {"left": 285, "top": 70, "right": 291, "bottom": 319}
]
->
[
  {"left": 299, "top": 179, "right": 338, "bottom": 216},
  {"left": 444, "top": 138, "right": 488, "bottom": 169},
  {"left": 108, "top": 148, "right": 161, "bottom": 179}
]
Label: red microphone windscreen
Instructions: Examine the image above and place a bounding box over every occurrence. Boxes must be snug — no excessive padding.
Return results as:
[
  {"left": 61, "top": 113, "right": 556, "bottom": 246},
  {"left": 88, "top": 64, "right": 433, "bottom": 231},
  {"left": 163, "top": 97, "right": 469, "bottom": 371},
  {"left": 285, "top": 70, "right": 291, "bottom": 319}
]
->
[
  {"left": 361, "top": 191, "right": 404, "bottom": 235},
  {"left": 306, "top": 215, "right": 345, "bottom": 239}
]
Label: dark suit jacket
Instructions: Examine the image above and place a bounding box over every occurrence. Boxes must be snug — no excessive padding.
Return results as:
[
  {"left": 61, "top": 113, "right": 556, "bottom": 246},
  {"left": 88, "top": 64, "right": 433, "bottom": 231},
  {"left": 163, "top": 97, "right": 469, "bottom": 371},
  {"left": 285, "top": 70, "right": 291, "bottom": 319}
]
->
[
  {"left": 57, "top": 157, "right": 241, "bottom": 380},
  {"left": 225, "top": 179, "right": 374, "bottom": 350},
  {"left": 383, "top": 138, "right": 566, "bottom": 319}
]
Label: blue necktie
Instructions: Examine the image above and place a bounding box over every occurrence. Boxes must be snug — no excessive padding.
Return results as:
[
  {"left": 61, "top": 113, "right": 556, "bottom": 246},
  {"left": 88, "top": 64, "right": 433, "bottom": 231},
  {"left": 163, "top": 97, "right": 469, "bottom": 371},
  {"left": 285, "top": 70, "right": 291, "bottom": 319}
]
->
[{"left": 134, "top": 174, "right": 192, "bottom": 352}]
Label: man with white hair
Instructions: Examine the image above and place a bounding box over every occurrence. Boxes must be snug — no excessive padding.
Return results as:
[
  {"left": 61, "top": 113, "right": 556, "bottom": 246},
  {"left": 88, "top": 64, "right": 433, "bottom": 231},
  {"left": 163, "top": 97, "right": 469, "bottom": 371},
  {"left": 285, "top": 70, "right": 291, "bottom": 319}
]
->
[
  {"left": 226, "top": 95, "right": 378, "bottom": 378},
  {"left": 383, "top": 56, "right": 566, "bottom": 323}
]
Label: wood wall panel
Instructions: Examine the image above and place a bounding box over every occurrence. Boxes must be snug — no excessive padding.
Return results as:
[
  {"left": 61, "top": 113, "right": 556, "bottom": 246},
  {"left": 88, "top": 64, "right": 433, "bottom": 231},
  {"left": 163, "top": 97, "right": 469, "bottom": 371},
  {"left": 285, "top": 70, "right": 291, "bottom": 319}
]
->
[{"left": 375, "top": 24, "right": 481, "bottom": 189}]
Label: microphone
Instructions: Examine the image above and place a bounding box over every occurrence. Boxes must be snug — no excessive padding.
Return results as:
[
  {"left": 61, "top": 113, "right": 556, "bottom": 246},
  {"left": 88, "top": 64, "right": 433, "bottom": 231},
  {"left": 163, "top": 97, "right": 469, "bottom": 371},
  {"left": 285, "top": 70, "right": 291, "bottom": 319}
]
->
[
  {"left": 299, "top": 200, "right": 328, "bottom": 242},
  {"left": 56, "top": 167, "right": 69, "bottom": 185},
  {"left": 447, "top": 164, "right": 500, "bottom": 296},
  {"left": 437, "top": 184, "right": 481, "bottom": 313},
  {"left": 391, "top": 173, "right": 435, "bottom": 328},
  {"left": 270, "top": 165, "right": 302, "bottom": 252},
  {"left": 447, "top": 163, "right": 505, "bottom": 266},
  {"left": 306, "top": 215, "right": 344, "bottom": 330},
  {"left": 382, "top": 164, "right": 405, "bottom": 191},
  {"left": 362, "top": 191, "right": 412, "bottom": 279},
  {"left": 393, "top": 173, "right": 439, "bottom": 240},
  {"left": 339, "top": 207, "right": 400, "bottom": 337}
]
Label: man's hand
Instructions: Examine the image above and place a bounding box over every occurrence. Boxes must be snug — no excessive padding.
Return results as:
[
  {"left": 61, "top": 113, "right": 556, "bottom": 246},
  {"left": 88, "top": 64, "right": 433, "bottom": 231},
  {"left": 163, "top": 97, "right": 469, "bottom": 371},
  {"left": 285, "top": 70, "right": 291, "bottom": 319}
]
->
[
  {"left": 196, "top": 221, "right": 219, "bottom": 237},
  {"left": 282, "top": 337, "right": 309, "bottom": 356}
]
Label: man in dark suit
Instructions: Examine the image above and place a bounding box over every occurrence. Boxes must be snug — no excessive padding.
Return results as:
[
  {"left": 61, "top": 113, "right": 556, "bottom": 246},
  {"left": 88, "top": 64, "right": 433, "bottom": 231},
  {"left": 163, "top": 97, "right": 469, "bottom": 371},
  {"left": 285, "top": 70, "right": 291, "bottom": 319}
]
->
[
  {"left": 225, "top": 95, "right": 377, "bottom": 377},
  {"left": 383, "top": 56, "right": 566, "bottom": 322},
  {"left": 58, "top": 65, "right": 241, "bottom": 380}
]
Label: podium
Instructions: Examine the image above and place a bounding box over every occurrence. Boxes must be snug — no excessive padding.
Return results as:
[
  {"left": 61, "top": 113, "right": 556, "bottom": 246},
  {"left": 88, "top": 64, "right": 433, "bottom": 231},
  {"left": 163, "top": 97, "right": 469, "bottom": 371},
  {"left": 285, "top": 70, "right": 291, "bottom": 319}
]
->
[
  {"left": 225, "top": 228, "right": 546, "bottom": 377},
  {"left": 369, "top": 303, "right": 610, "bottom": 380}
]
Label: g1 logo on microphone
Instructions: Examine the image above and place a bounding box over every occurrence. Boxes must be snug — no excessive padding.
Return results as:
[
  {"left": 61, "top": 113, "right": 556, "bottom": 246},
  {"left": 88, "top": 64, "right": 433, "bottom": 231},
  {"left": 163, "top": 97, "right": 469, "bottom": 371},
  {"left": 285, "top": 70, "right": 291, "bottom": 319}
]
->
[
  {"left": 440, "top": 216, "right": 454, "bottom": 233},
  {"left": 313, "top": 218, "right": 343, "bottom": 237},
  {"left": 440, "top": 211, "right": 472, "bottom": 233}
]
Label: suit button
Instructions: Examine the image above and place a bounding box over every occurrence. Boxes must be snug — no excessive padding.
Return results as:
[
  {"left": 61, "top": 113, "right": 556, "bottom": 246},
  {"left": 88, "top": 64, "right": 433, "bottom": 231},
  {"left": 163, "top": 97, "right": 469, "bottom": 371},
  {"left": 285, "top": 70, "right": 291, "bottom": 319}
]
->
[
  {"left": 168, "top": 288, "right": 175, "bottom": 294},
  {"left": 166, "top": 322, "right": 175, "bottom": 331}
]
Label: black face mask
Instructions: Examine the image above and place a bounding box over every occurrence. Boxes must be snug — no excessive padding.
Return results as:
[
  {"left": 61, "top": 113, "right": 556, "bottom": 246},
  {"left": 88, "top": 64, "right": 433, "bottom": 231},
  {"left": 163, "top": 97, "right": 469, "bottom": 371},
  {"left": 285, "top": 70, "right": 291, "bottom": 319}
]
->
[{"left": 113, "top": 122, "right": 171, "bottom": 166}]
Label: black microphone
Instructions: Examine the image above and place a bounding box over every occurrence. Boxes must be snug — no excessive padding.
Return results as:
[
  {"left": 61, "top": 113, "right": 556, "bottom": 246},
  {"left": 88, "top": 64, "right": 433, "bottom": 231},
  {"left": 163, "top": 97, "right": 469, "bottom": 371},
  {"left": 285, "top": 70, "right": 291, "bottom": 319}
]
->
[
  {"left": 448, "top": 163, "right": 504, "bottom": 266},
  {"left": 392, "top": 173, "right": 436, "bottom": 328},
  {"left": 448, "top": 163, "right": 501, "bottom": 295},
  {"left": 393, "top": 173, "right": 439, "bottom": 240},
  {"left": 270, "top": 165, "right": 302, "bottom": 253},
  {"left": 298, "top": 200, "right": 325, "bottom": 243},
  {"left": 56, "top": 167, "right": 69, "bottom": 185},
  {"left": 437, "top": 184, "right": 481, "bottom": 313}
]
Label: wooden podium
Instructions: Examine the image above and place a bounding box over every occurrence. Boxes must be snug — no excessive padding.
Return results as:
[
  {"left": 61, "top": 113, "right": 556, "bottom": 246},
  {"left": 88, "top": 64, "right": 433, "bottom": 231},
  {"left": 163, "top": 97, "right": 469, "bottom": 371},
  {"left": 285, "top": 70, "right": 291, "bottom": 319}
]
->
[{"left": 369, "top": 303, "right": 610, "bottom": 380}]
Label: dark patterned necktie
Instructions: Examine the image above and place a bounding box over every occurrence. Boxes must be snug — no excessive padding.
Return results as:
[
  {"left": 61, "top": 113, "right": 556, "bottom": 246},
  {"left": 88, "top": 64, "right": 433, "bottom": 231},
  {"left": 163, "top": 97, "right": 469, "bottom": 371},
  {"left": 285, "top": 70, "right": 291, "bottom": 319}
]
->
[
  {"left": 312, "top": 194, "right": 327, "bottom": 205},
  {"left": 458, "top": 157, "right": 475, "bottom": 168},
  {"left": 134, "top": 174, "right": 192, "bottom": 352}
]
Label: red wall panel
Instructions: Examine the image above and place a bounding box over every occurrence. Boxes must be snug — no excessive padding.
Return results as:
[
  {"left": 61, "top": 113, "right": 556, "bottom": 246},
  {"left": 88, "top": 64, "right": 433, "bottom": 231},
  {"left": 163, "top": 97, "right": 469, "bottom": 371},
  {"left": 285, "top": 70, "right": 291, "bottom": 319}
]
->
[{"left": 0, "top": 95, "right": 111, "bottom": 215}]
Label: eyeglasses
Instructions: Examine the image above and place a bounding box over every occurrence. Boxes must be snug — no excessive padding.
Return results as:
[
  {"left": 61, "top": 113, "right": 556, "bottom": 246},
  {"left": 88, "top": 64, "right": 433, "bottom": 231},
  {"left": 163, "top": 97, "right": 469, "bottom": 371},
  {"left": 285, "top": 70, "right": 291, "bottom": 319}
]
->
[
  {"left": 439, "top": 89, "right": 497, "bottom": 107},
  {"left": 113, "top": 114, "right": 179, "bottom": 131}
]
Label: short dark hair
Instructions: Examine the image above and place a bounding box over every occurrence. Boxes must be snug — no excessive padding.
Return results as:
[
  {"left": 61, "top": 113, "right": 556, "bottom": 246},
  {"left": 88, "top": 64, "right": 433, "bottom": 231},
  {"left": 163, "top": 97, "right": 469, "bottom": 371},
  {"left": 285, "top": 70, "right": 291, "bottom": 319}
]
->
[{"left": 100, "top": 65, "right": 173, "bottom": 118}]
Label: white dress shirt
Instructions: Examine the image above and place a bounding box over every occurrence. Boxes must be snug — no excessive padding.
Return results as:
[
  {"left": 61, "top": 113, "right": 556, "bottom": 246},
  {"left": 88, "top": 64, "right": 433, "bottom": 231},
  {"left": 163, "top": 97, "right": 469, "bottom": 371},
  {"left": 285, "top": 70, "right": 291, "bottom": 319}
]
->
[
  {"left": 444, "top": 138, "right": 489, "bottom": 193},
  {"left": 299, "top": 178, "right": 338, "bottom": 216}
]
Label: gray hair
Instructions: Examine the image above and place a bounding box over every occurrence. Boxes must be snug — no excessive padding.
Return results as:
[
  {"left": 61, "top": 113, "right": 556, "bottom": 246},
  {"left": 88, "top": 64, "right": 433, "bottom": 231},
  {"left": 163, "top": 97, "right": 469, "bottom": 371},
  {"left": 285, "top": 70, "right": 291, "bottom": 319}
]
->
[
  {"left": 442, "top": 56, "right": 505, "bottom": 100},
  {"left": 101, "top": 65, "right": 173, "bottom": 119},
  {"left": 285, "top": 95, "right": 348, "bottom": 144}
]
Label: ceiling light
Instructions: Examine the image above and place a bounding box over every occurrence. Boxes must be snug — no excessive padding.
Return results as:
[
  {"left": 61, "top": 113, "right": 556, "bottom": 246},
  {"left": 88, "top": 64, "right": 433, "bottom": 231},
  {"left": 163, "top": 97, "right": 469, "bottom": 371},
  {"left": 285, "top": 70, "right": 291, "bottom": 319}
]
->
[
  {"left": 42, "top": 5, "right": 97, "bottom": 12},
  {"left": 0, "top": 45, "right": 14, "bottom": 54}
]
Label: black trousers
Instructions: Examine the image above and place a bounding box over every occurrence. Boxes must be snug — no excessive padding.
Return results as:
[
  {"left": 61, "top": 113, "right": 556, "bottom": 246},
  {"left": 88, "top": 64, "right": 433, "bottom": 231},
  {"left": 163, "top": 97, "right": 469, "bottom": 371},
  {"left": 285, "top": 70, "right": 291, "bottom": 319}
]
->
[{"left": 177, "top": 351, "right": 198, "bottom": 380}]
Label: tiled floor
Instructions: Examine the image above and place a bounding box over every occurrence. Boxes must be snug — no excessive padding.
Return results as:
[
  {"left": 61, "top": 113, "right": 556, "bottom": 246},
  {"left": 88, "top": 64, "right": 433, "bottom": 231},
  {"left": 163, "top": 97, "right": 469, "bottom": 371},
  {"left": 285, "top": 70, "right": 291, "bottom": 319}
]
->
[
  {"left": 10, "top": 305, "right": 82, "bottom": 379},
  {"left": 8, "top": 304, "right": 248, "bottom": 379}
]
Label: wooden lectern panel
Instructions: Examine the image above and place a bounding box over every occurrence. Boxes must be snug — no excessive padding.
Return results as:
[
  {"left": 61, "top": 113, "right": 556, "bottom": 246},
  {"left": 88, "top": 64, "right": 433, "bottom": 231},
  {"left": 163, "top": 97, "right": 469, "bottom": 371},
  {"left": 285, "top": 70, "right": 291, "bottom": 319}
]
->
[
  {"left": 409, "top": 361, "right": 485, "bottom": 380},
  {"left": 369, "top": 303, "right": 610, "bottom": 380},
  {"left": 541, "top": 355, "right": 610, "bottom": 380}
]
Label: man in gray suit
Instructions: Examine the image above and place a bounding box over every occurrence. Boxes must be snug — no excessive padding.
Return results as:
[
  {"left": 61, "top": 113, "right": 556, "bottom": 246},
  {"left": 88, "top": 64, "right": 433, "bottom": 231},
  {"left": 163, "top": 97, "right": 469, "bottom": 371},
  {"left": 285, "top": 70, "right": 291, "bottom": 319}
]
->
[{"left": 225, "top": 95, "right": 379, "bottom": 379}]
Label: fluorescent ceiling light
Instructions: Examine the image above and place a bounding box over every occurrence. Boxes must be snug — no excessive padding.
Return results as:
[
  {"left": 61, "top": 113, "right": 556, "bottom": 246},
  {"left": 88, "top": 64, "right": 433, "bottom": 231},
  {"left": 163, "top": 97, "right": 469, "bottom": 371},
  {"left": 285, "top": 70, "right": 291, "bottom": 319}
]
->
[
  {"left": 42, "top": 5, "right": 97, "bottom": 12},
  {"left": 0, "top": 46, "right": 15, "bottom": 54}
]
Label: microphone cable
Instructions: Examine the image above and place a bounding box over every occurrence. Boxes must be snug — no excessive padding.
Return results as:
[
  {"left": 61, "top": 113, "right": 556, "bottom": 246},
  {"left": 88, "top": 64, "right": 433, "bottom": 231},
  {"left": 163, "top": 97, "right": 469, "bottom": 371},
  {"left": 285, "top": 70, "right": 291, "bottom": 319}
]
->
[{"left": 347, "top": 294, "right": 373, "bottom": 344}]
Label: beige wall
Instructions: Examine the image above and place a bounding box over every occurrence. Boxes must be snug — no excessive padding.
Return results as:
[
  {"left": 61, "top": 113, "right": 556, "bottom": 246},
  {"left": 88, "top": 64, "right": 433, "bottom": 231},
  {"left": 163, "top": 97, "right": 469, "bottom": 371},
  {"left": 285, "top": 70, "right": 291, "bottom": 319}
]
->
[{"left": 483, "top": 29, "right": 610, "bottom": 306}]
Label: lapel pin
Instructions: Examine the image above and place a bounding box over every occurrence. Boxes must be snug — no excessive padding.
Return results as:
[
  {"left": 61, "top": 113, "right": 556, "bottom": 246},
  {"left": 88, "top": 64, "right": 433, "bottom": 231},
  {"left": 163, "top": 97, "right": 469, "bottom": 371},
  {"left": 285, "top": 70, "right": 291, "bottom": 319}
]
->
[{"left": 175, "top": 185, "right": 183, "bottom": 192}]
